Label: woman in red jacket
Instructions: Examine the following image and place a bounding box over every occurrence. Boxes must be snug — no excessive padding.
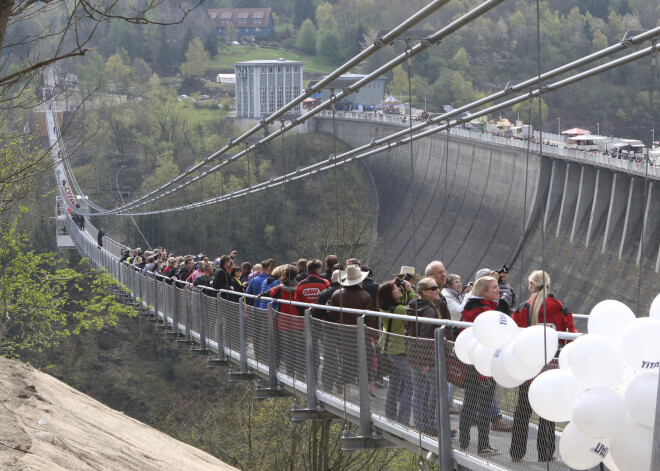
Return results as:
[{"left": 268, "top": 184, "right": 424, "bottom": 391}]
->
[
  {"left": 510, "top": 270, "right": 576, "bottom": 462},
  {"left": 458, "top": 276, "right": 500, "bottom": 456}
]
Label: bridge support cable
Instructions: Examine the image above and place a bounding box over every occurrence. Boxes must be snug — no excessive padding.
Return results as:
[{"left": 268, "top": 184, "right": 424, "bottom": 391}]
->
[
  {"left": 114, "top": 42, "right": 660, "bottom": 219},
  {"left": 101, "top": 25, "right": 660, "bottom": 217},
  {"left": 90, "top": 0, "right": 455, "bottom": 216}
]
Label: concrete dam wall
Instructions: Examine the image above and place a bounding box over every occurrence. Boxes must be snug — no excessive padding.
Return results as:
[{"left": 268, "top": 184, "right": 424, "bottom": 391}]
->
[{"left": 313, "top": 117, "right": 660, "bottom": 315}]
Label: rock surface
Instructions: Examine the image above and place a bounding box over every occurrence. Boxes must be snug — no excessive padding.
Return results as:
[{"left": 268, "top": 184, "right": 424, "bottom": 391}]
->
[{"left": 0, "top": 356, "right": 235, "bottom": 470}]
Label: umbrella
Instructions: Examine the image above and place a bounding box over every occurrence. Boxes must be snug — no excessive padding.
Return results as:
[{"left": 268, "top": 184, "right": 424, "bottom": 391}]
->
[{"left": 562, "top": 127, "right": 591, "bottom": 135}]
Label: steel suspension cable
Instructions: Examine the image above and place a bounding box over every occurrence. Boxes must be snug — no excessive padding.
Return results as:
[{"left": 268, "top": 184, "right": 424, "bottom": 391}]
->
[
  {"left": 115, "top": 43, "right": 660, "bottom": 218},
  {"left": 99, "top": 23, "right": 659, "bottom": 217},
  {"left": 85, "top": 0, "right": 456, "bottom": 216}
]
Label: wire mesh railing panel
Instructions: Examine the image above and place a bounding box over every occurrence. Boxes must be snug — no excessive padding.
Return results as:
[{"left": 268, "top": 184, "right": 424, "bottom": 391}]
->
[
  {"left": 447, "top": 339, "right": 569, "bottom": 469},
  {"left": 273, "top": 310, "right": 306, "bottom": 383},
  {"left": 191, "top": 289, "right": 201, "bottom": 335},
  {"left": 371, "top": 328, "right": 413, "bottom": 429},
  {"left": 245, "top": 305, "right": 268, "bottom": 366},
  {"left": 316, "top": 320, "right": 342, "bottom": 396},
  {"left": 175, "top": 286, "right": 186, "bottom": 331},
  {"left": 324, "top": 323, "right": 358, "bottom": 403},
  {"left": 145, "top": 275, "right": 156, "bottom": 308},
  {"left": 202, "top": 294, "right": 217, "bottom": 347},
  {"left": 405, "top": 335, "right": 438, "bottom": 438},
  {"left": 221, "top": 299, "right": 240, "bottom": 355},
  {"left": 163, "top": 282, "right": 174, "bottom": 325}
]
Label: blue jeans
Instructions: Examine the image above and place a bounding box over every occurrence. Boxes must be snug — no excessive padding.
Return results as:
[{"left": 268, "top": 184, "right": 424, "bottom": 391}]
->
[
  {"left": 411, "top": 365, "right": 437, "bottom": 434},
  {"left": 385, "top": 353, "right": 412, "bottom": 424}
]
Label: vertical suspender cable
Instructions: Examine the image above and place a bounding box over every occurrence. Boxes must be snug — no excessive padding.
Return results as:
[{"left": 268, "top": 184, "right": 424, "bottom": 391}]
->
[
  {"left": 534, "top": 1, "right": 551, "bottom": 467},
  {"left": 638, "top": 39, "right": 656, "bottom": 315}
]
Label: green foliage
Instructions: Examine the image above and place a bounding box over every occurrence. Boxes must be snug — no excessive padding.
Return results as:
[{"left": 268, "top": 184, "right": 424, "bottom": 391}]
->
[
  {"left": 296, "top": 19, "right": 317, "bottom": 55},
  {"left": 0, "top": 214, "right": 134, "bottom": 357},
  {"left": 180, "top": 38, "right": 210, "bottom": 79}
]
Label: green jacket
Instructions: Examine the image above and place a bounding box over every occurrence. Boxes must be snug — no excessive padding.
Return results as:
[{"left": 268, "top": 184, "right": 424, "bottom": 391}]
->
[{"left": 378, "top": 288, "right": 415, "bottom": 355}]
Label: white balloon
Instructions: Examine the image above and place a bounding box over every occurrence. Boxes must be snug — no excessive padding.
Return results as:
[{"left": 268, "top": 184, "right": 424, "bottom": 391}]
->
[
  {"left": 454, "top": 327, "right": 474, "bottom": 365},
  {"left": 572, "top": 387, "right": 626, "bottom": 438},
  {"left": 568, "top": 334, "right": 624, "bottom": 388},
  {"left": 472, "top": 310, "right": 519, "bottom": 349},
  {"left": 558, "top": 341, "right": 574, "bottom": 370},
  {"left": 467, "top": 338, "right": 480, "bottom": 365},
  {"left": 529, "top": 369, "right": 584, "bottom": 422},
  {"left": 559, "top": 423, "right": 609, "bottom": 470},
  {"left": 624, "top": 372, "right": 659, "bottom": 427},
  {"left": 602, "top": 452, "right": 622, "bottom": 471},
  {"left": 471, "top": 343, "right": 495, "bottom": 377},
  {"left": 588, "top": 300, "right": 636, "bottom": 345},
  {"left": 502, "top": 342, "right": 542, "bottom": 381},
  {"left": 491, "top": 342, "right": 526, "bottom": 388},
  {"left": 650, "top": 293, "right": 660, "bottom": 319},
  {"left": 620, "top": 317, "right": 660, "bottom": 372},
  {"left": 610, "top": 419, "right": 653, "bottom": 471},
  {"left": 512, "top": 325, "right": 558, "bottom": 369}
]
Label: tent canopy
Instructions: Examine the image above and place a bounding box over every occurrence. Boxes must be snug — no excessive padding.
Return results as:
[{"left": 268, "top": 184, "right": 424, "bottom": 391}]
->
[
  {"left": 383, "top": 95, "right": 399, "bottom": 103},
  {"left": 562, "top": 127, "right": 591, "bottom": 135}
]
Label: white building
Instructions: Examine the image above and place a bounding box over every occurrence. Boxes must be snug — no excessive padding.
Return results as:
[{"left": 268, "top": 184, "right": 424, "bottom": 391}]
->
[{"left": 234, "top": 59, "right": 304, "bottom": 118}]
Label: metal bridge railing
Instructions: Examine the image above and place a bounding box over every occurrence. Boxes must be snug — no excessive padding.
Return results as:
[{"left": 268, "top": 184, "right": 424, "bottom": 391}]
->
[
  {"left": 315, "top": 111, "right": 660, "bottom": 180},
  {"left": 66, "top": 214, "right": 590, "bottom": 471}
]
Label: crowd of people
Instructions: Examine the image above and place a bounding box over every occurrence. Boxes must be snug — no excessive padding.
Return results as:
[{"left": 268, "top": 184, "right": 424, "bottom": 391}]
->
[{"left": 118, "top": 246, "right": 576, "bottom": 462}]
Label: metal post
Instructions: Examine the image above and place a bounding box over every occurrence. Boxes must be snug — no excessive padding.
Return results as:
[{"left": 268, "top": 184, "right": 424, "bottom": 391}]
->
[
  {"left": 356, "top": 315, "right": 372, "bottom": 437},
  {"left": 291, "top": 309, "right": 331, "bottom": 420},
  {"left": 652, "top": 361, "right": 660, "bottom": 471},
  {"left": 305, "top": 309, "right": 317, "bottom": 407},
  {"left": 341, "top": 315, "right": 394, "bottom": 451},
  {"left": 191, "top": 289, "right": 207, "bottom": 355},
  {"left": 207, "top": 296, "right": 228, "bottom": 367},
  {"left": 238, "top": 298, "right": 247, "bottom": 373},
  {"left": 434, "top": 327, "right": 453, "bottom": 470},
  {"left": 228, "top": 297, "right": 255, "bottom": 381}
]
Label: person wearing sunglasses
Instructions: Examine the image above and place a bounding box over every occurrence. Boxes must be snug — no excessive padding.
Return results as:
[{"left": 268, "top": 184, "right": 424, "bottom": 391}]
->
[{"left": 405, "top": 277, "right": 453, "bottom": 437}]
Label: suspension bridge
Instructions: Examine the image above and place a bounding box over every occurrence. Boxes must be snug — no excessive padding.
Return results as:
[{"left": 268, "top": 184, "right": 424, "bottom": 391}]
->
[{"left": 43, "top": 1, "right": 660, "bottom": 469}]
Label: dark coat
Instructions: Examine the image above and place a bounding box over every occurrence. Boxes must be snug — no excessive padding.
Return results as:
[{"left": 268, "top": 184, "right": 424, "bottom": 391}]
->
[{"left": 327, "top": 285, "right": 376, "bottom": 328}]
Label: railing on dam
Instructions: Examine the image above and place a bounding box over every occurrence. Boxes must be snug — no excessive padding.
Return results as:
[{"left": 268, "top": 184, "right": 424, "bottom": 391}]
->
[
  {"left": 67, "top": 215, "right": 590, "bottom": 471},
  {"left": 315, "top": 110, "right": 660, "bottom": 180}
]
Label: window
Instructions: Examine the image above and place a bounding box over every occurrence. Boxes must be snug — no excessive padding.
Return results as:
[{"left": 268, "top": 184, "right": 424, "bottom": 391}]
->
[
  {"left": 268, "top": 87, "right": 275, "bottom": 112},
  {"left": 277, "top": 67, "right": 281, "bottom": 73},
  {"left": 260, "top": 87, "right": 267, "bottom": 113},
  {"left": 293, "top": 66, "right": 298, "bottom": 72},
  {"left": 277, "top": 86, "right": 283, "bottom": 108},
  {"left": 268, "top": 67, "right": 273, "bottom": 73},
  {"left": 285, "top": 85, "right": 292, "bottom": 104}
]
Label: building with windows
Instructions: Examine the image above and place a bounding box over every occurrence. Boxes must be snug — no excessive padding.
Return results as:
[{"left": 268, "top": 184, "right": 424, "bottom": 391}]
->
[
  {"left": 207, "top": 8, "right": 274, "bottom": 39},
  {"left": 234, "top": 59, "right": 304, "bottom": 119}
]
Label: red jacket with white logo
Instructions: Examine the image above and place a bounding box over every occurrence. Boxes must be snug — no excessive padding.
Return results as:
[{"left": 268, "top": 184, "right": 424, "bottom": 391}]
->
[
  {"left": 294, "top": 274, "right": 330, "bottom": 316},
  {"left": 512, "top": 294, "right": 576, "bottom": 337}
]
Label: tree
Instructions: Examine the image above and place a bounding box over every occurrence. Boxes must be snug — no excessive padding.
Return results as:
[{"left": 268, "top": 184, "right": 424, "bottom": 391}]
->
[
  {"left": 0, "top": 212, "right": 134, "bottom": 357},
  {"left": 0, "top": 0, "right": 202, "bottom": 94},
  {"left": 180, "top": 38, "right": 210, "bottom": 80},
  {"left": 316, "top": 28, "right": 342, "bottom": 64},
  {"left": 296, "top": 19, "right": 317, "bottom": 55},
  {"left": 224, "top": 23, "right": 239, "bottom": 42}
]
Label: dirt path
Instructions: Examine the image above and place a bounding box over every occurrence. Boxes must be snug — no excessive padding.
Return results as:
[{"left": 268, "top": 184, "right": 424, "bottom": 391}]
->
[{"left": 0, "top": 357, "right": 235, "bottom": 470}]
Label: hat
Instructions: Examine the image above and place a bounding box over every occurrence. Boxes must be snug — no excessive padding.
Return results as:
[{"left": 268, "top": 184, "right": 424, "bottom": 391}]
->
[
  {"left": 475, "top": 268, "right": 493, "bottom": 281},
  {"left": 340, "top": 265, "right": 369, "bottom": 286},
  {"left": 395, "top": 265, "right": 422, "bottom": 278}
]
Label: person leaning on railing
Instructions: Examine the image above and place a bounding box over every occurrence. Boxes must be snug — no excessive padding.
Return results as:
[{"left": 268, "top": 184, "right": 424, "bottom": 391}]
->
[{"left": 509, "top": 270, "right": 577, "bottom": 463}]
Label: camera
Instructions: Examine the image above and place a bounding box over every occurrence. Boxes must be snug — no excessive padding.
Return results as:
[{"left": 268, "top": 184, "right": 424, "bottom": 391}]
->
[
  {"left": 497, "top": 264, "right": 509, "bottom": 274},
  {"left": 395, "top": 273, "right": 412, "bottom": 287}
]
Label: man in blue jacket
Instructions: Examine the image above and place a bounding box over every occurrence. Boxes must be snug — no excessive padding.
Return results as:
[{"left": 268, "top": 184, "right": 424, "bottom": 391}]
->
[{"left": 245, "top": 259, "right": 273, "bottom": 306}]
